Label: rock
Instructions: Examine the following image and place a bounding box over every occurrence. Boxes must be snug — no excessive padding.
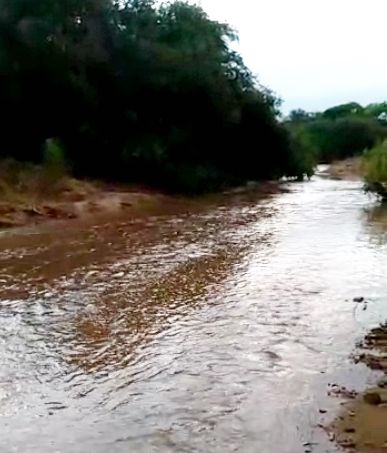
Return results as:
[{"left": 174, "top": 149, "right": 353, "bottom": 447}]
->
[
  {"left": 338, "top": 439, "right": 356, "bottom": 448},
  {"left": 344, "top": 428, "right": 356, "bottom": 433},
  {"left": 364, "top": 392, "right": 382, "bottom": 406},
  {"left": 353, "top": 297, "right": 365, "bottom": 303},
  {"left": 112, "top": 272, "right": 125, "bottom": 278},
  {"left": 23, "top": 207, "right": 44, "bottom": 217},
  {"left": 319, "top": 409, "right": 327, "bottom": 414},
  {"left": 85, "top": 304, "right": 97, "bottom": 314},
  {"left": 0, "top": 217, "right": 23, "bottom": 228}
]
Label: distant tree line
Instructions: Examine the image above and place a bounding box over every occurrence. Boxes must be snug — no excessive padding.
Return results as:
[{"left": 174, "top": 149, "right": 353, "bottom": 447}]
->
[
  {"left": 285, "top": 102, "right": 387, "bottom": 163},
  {"left": 0, "top": 0, "right": 314, "bottom": 192}
]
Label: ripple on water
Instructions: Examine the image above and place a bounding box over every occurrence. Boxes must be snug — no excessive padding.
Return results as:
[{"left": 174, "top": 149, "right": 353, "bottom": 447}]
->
[{"left": 1, "top": 177, "right": 387, "bottom": 452}]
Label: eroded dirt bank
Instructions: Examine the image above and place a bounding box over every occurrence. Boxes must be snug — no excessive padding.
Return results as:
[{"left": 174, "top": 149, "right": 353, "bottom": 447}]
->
[
  {"left": 0, "top": 171, "right": 174, "bottom": 228},
  {"left": 0, "top": 160, "right": 285, "bottom": 230}
]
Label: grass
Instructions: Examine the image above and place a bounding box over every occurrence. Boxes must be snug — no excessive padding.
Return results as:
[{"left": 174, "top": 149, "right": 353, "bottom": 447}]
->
[
  {"left": 0, "top": 159, "right": 64, "bottom": 203},
  {"left": 0, "top": 157, "right": 97, "bottom": 210},
  {"left": 363, "top": 142, "right": 387, "bottom": 200}
]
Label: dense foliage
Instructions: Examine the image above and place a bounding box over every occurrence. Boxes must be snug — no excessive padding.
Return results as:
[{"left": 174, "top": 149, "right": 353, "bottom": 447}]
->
[
  {"left": 286, "top": 102, "right": 387, "bottom": 163},
  {"left": 0, "top": 0, "right": 311, "bottom": 191}
]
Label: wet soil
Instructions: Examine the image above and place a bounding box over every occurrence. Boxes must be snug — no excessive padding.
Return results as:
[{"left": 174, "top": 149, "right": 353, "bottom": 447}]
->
[
  {"left": 330, "top": 322, "right": 387, "bottom": 452},
  {"left": 326, "top": 158, "right": 363, "bottom": 181}
]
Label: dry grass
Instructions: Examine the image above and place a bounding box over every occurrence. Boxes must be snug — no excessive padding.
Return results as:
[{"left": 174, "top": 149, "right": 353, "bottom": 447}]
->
[
  {"left": 0, "top": 159, "right": 96, "bottom": 206},
  {"left": 0, "top": 159, "right": 167, "bottom": 229},
  {"left": 363, "top": 142, "right": 387, "bottom": 184},
  {"left": 363, "top": 143, "right": 387, "bottom": 200},
  {"left": 0, "top": 159, "right": 99, "bottom": 227},
  {"left": 328, "top": 157, "right": 363, "bottom": 180}
]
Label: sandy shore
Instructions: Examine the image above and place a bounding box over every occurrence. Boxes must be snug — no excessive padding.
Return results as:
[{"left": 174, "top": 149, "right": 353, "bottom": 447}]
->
[
  {"left": 329, "top": 321, "right": 387, "bottom": 452},
  {"left": 326, "top": 157, "right": 363, "bottom": 181}
]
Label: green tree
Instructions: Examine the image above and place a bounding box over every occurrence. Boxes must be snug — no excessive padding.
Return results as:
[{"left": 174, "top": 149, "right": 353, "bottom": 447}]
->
[
  {"left": 0, "top": 0, "right": 309, "bottom": 192},
  {"left": 364, "top": 102, "right": 387, "bottom": 123},
  {"left": 288, "top": 109, "right": 315, "bottom": 123},
  {"left": 322, "top": 102, "right": 364, "bottom": 120}
]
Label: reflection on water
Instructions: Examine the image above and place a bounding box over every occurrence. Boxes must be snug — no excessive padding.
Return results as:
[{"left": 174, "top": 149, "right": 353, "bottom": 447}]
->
[{"left": 1, "top": 177, "right": 387, "bottom": 453}]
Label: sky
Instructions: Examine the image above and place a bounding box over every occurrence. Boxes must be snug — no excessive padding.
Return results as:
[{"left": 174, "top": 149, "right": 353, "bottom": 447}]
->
[{"left": 194, "top": 0, "right": 387, "bottom": 113}]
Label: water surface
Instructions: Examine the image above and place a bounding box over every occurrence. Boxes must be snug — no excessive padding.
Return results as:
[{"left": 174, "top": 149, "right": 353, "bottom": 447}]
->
[{"left": 1, "top": 174, "right": 387, "bottom": 452}]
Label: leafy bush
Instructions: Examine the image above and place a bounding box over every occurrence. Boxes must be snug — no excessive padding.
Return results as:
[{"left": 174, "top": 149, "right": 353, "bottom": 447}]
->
[
  {"left": 285, "top": 125, "right": 317, "bottom": 180},
  {"left": 44, "top": 139, "right": 67, "bottom": 171},
  {"left": 40, "top": 138, "right": 68, "bottom": 191},
  {"left": 363, "top": 142, "right": 387, "bottom": 200}
]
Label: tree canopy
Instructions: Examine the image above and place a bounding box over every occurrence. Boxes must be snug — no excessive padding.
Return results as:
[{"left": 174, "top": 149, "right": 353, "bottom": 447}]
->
[
  {"left": 0, "top": 0, "right": 312, "bottom": 191},
  {"left": 285, "top": 101, "right": 387, "bottom": 163}
]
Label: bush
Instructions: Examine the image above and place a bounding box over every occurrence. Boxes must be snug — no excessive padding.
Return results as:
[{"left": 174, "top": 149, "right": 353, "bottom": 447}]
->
[
  {"left": 41, "top": 138, "right": 68, "bottom": 188},
  {"left": 285, "top": 103, "right": 387, "bottom": 165},
  {"left": 307, "top": 117, "right": 383, "bottom": 162},
  {"left": 44, "top": 138, "right": 67, "bottom": 170},
  {"left": 285, "top": 125, "right": 317, "bottom": 180},
  {"left": 363, "top": 142, "right": 387, "bottom": 200}
]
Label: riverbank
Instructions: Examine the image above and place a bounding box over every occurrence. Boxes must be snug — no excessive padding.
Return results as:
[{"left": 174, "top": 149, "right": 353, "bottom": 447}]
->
[
  {"left": 326, "top": 157, "right": 363, "bottom": 180},
  {"left": 0, "top": 160, "right": 286, "bottom": 230},
  {"left": 329, "top": 321, "right": 387, "bottom": 452},
  {"left": 0, "top": 161, "right": 168, "bottom": 229}
]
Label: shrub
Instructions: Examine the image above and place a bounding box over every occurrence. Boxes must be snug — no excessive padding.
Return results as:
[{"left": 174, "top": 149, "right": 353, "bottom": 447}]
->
[
  {"left": 285, "top": 125, "right": 317, "bottom": 180},
  {"left": 43, "top": 138, "right": 68, "bottom": 180},
  {"left": 363, "top": 142, "right": 387, "bottom": 200},
  {"left": 307, "top": 117, "right": 383, "bottom": 162}
]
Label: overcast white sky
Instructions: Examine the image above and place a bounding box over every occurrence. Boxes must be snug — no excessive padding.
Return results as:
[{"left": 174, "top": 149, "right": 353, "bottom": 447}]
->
[{"left": 195, "top": 0, "right": 387, "bottom": 113}]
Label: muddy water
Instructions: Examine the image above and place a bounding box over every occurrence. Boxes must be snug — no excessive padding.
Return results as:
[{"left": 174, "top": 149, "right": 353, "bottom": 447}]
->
[{"left": 1, "top": 174, "right": 387, "bottom": 453}]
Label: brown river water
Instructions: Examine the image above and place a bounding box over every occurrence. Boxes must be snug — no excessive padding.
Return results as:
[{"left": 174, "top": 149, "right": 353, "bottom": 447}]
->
[{"left": 1, "top": 170, "right": 387, "bottom": 453}]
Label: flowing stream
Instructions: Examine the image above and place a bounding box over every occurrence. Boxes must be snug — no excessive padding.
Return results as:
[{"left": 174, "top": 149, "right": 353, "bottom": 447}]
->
[{"left": 1, "top": 172, "right": 387, "bottom": 452}]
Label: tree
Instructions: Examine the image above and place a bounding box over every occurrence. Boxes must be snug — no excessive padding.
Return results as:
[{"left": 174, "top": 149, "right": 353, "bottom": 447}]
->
[
  {"left": 364, "top": 102, "right": 387, "bottom": 123},
  {"left": 322, "top": 102, "right": 363, "bottom": 120},
  {"left": 0, "top": 0, "right": 308, "bottom": 192},
  {"left": 287, "top": 109, "right": 315, "bottom": 123}
]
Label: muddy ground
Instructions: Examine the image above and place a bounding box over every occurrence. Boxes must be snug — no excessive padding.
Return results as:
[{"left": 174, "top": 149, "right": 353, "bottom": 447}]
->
[
  {"left": 327, "top": 158, "right": 363, "bottom": 181},
  {"left": 329, "top": 319, "right": 387, "bottom": 452}
]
